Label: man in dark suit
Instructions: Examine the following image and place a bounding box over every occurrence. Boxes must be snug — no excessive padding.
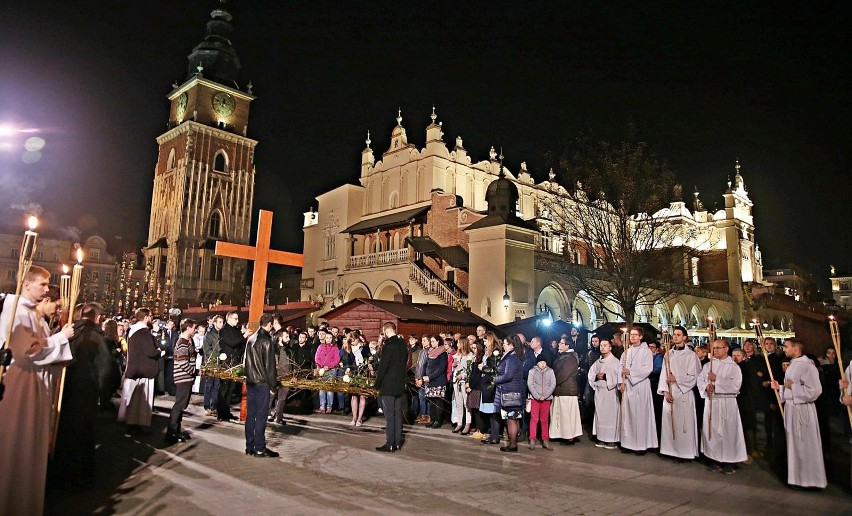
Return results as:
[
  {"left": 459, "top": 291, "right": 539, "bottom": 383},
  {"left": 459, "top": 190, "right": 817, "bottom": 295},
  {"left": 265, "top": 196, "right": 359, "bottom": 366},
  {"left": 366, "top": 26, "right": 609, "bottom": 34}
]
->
[{"left": 374, "top": 321, "right": 409, "bottom": 452}]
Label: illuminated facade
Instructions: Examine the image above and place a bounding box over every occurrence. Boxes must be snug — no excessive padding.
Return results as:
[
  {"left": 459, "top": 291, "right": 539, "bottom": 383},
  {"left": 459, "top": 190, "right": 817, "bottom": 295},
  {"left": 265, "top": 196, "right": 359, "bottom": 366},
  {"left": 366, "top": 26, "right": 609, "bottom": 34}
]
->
[{"left": 300, "top": 110, "right": 794, "bottom": 338}]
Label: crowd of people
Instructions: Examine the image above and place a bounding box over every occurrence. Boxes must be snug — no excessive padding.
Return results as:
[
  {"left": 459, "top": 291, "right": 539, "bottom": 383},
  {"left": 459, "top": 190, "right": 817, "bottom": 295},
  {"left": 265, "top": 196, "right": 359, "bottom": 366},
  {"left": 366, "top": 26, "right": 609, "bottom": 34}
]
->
[{"left": 1, "top": 265, "right": 851, "bottom": 513}]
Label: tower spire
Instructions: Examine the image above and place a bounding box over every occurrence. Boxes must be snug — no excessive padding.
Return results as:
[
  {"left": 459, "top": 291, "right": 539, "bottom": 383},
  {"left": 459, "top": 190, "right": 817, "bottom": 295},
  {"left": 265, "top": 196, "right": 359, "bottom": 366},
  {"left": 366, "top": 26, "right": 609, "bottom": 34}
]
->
[{"left": 186, "top": 2, "right": 242, "bottom": 88}]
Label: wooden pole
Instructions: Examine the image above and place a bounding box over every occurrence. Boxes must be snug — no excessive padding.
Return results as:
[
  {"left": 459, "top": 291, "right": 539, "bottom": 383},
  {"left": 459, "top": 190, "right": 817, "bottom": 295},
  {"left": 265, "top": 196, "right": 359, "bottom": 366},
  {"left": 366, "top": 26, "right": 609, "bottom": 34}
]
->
[
  {"left": 829, "top": 316, "right": 852, "bottom": 432},
  {"left": 707, "top": 318, "right": 716, "bottom": 440},
  {"left": 662, "top": 329, "right": 675, "bottom": 440},
  {"left": 619, "top": 327, "right": 629, "bottom": 439},
  {"left": 0, "top": 220, "right": 39, "bottom": 400},
  {"left": 754, "top": 320, "right": 784, "bottom": 420}
]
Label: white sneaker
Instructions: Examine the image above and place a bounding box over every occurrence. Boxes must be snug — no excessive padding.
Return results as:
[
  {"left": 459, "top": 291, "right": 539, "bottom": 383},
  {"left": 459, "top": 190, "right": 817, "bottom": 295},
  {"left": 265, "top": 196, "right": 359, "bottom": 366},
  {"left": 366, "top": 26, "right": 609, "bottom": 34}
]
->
[
  {"left": 604, "top": 443, "right": 618, "bottom": 450},
  {"left": 355, "top": 421, "right": 362, "bottom": 427},
  {"left": 594, "top": 442, "right": 606, "bottom": 448}
]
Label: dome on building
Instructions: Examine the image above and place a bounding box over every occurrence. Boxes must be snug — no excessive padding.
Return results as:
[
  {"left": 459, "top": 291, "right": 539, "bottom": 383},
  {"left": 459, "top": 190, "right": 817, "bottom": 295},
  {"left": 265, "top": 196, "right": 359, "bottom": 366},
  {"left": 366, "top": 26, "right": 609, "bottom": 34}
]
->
[{"left": 485, "top": 173, "right": 519, "bottom": 218}]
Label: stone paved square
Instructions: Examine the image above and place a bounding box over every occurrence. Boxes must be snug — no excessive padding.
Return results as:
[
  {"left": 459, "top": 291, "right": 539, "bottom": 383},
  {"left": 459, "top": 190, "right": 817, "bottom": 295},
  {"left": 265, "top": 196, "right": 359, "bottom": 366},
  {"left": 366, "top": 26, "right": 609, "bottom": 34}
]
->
[{"left": 45, "top": 395, "right": 852, "bottom": 515}]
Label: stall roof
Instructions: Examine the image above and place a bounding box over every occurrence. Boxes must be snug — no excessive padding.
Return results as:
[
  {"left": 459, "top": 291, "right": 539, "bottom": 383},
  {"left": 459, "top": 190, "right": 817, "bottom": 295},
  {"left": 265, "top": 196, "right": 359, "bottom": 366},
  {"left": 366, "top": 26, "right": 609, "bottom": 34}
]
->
[{"left": 342, "top": 205, "right": 430, "bottom": 234}]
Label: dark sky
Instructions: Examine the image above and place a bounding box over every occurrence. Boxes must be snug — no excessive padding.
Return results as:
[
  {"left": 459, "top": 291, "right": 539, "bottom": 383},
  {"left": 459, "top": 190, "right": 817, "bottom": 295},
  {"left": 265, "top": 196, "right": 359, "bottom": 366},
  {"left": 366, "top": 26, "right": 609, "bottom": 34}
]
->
[{"left": 1, "top": 1, "right": 850, "bottom": 291}]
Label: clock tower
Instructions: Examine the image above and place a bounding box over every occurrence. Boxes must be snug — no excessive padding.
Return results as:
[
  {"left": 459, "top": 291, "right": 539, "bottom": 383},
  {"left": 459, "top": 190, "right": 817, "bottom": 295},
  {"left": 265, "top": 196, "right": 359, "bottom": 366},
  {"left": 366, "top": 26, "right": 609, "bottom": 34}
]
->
[{"left": 144, "top": 4, "right": 256, "bottom": 307}]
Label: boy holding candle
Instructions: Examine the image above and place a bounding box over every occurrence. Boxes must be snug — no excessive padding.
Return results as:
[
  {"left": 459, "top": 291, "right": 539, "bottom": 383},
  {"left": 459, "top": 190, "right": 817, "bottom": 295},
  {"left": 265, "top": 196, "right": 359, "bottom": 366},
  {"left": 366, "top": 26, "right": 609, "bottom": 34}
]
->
[{"left": 0, "top": 265, "right": 75, "bottom": 515}]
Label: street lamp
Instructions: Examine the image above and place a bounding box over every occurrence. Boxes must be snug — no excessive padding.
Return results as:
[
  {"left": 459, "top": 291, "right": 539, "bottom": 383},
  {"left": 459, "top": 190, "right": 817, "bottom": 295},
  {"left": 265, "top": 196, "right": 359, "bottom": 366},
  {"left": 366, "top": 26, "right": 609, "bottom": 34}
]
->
[{"left": 502, "top": 283, "right": 510, "bottom": 310}]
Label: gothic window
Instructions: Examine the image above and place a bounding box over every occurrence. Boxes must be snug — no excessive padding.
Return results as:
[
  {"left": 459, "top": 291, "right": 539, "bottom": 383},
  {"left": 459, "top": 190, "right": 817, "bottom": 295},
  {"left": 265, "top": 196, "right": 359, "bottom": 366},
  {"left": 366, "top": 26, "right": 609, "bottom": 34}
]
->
[
  {"left": 325, "top": 233, "right": 336, "bottom": 260},
  {"left": 167, "top": 148, "right": 176, "bottom": 170},
  {"left": 389, "top": 191, "right": 399, "bottom": 209},
  {"left": 196, "top": 257, "right": 202, "bottom": 279},
  {"left": 209, "top": 211, "right": 222, "bottom": 238},
  {"left": 213, "top": 150, "right": 228, "bottom": 172},
  {"left": 209, "top": 257, "right": 224, "bottom": 281}
]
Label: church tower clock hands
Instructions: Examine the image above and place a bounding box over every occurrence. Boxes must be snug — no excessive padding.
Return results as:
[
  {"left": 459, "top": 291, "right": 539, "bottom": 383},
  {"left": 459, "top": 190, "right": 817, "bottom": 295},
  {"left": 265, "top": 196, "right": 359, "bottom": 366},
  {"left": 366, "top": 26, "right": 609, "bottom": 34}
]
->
[{"left": 144, "top": 3, "right": 257, "bottom": 309}]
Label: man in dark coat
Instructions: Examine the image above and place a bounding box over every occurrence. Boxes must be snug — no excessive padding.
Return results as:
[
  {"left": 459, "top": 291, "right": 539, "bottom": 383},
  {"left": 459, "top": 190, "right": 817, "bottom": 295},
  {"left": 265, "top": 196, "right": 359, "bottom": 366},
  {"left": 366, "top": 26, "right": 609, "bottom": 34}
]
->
[
  {"left": 217, "top": 311, "right": 249, "bottom": 421},
  {"left": 374, "top": 321, "right": 409, "bottom": 452},
  {"left": 244, "top": 314, "right": 279, "bottom": 457},
  {"left": 52, "top": 302, "right": 108, "bottom": 487}
]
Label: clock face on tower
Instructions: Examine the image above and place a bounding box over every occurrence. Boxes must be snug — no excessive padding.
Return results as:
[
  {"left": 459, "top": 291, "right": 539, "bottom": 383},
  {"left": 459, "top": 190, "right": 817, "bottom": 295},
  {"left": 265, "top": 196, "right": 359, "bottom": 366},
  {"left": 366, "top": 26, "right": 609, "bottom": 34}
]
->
[
  {"left": 212, "top": 92, "right": 235, "bottom": 117},
  {"left": 176, "top": 92, "right": 188, "bottom": 118}
]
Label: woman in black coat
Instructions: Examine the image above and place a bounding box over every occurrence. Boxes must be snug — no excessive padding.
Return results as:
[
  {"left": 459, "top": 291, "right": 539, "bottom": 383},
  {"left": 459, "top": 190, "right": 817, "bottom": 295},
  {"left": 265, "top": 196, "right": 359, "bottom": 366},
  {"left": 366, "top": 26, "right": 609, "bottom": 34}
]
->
[
  {"left": 422, "top": 335, "right": 449, "bottom": 428},
  {"left": 493, "top": 334, "right": 526, "bottom": 452},
  {"left": 479, "top": 332, "right": 502, "bottom": 444}
]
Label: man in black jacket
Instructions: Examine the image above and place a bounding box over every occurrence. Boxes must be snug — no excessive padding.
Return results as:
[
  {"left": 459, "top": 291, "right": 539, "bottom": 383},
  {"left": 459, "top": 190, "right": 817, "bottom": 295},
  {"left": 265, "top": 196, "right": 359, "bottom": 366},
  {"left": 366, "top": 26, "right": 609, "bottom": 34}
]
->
[
  {"left": 217, "top": 312, "right": 250, "bottom": 421},
  {"left": 375, "top": 321, "right": 409, "bottom": 452},
  {"left": 244, "top": 314, "right": 279, "bottom": 457},
  {"left": 52, "top": 302, "right": 108, "bottom": 487}
]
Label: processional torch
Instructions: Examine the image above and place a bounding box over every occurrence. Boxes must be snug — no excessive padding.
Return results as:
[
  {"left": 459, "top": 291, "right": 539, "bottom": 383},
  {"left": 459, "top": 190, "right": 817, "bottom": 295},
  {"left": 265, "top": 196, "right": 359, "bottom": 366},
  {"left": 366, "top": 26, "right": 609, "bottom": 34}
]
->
[
  {"left": 0, "top": 216, "right": 40, "bottom": 402},
  {"left": 828, "top": 314, "right": 852, "bottom": 433},
  {"left": 707, "top": 317, "right": 717, "bottom": 440},
  {"left": 662, "top": 328, "right": 675, "bottom": 439},
  {"left": 754, "top": 318, "right": 784, "bottom": 419},
  {"left": 50, "top": 250, "right": 83, "bottom": 455}
]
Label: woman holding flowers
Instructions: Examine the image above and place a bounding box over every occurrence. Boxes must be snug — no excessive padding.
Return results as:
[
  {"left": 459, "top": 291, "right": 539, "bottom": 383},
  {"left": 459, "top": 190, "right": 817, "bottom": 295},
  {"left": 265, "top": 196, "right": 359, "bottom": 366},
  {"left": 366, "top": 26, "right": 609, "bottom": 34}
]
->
[{"left": 479, "top": 331, "right": 502, "bottom": 444}]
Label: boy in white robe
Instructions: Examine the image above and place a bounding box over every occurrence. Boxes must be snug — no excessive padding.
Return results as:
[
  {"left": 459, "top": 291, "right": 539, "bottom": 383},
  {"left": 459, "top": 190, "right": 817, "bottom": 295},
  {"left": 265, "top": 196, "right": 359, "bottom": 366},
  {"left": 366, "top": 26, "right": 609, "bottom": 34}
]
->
[
  {"left": 588, "top": 339, "right": 620, "bottom": 448},
  {"left": 698, "top": 338, "right": 747, "bottom": 474},
  {"left": 0, "top": 266, "right": 75, "bottom": 515},
  {"left": 658, "top": 325, "right": 701, "bottom": 460},
  {"left": 772, "top": 338, "right": 826, "bottom": 489}
]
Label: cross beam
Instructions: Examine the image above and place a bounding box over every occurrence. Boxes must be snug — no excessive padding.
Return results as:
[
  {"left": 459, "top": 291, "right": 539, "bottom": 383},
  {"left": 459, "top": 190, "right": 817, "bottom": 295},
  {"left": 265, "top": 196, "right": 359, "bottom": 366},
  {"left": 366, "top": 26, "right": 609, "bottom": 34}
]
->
[{"left": 216, "top": 210, "right": 303, "bottom": 328}]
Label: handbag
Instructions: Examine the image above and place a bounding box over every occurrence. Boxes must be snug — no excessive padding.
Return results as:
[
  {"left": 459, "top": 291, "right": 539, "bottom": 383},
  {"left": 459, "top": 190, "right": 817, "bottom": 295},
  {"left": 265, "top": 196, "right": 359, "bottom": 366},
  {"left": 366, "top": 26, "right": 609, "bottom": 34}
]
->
[{"left": 501, "top": 391, "right": 523, "bottom": 409}]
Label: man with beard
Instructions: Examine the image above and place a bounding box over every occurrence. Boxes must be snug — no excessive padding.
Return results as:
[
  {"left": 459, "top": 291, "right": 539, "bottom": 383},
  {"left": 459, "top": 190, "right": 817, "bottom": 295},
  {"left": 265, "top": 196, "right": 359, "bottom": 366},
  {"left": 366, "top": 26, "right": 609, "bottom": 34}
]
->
[
  {"left": 217, "top": 312, "right": 250, "bottom": 421},
  {"left": 657, "top": 326, "right": 701, "bottom": 461}
]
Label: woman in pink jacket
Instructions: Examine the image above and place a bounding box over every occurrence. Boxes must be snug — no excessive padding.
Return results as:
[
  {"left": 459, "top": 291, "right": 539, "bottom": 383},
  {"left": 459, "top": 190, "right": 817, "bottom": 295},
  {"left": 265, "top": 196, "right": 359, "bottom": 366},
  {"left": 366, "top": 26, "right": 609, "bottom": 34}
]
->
[{"left": 315, "top": 334, "right": 341, "bottom": 413}]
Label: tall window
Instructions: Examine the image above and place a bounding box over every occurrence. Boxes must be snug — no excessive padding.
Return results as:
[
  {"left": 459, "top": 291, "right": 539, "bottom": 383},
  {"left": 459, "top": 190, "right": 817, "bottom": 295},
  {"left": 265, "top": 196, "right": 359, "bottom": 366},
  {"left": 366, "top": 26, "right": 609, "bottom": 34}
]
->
[
  {"left": 209, "top": 211, "right": 222, "bottom": 238},
  {"left": 213, "top": 150, "right": 227, "bottom": 172},
  {"left": 324, "top": 279, "right": 335, "bottom": 296},
  {"left": 195, "top": 257, "right": 202, "bottom": 279},
  {"left": 209, "top": 257, "right": 224, "bottom": 281},
  {"left": 691, "top": 257, "right": 700, "bottom": 286},
  {"left": 167, "top": 148, "right": 176, "bottom": 169},
  {"left": 325, "top": 233, "right": 336, "bottom": 260}
]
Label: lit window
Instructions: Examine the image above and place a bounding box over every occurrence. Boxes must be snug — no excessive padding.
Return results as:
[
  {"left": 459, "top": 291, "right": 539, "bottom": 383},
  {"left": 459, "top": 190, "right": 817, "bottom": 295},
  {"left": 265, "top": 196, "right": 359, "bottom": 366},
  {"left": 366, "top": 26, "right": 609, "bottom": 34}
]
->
[{"left": 324, "top": 279, "right": 335, "bottom": 296}]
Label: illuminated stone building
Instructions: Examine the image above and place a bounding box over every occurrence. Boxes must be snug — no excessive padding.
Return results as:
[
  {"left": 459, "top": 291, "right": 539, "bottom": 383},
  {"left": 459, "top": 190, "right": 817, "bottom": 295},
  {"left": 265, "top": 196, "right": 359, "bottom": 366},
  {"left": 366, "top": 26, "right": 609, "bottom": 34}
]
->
[{"left": 300, "top": 110, "right": 796, "bottom": 340}]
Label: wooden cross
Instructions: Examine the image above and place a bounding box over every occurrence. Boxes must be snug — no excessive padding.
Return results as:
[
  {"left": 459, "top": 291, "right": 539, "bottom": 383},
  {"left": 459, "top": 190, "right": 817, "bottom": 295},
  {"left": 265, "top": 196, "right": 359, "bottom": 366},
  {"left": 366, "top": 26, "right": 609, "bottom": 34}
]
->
[{"left": 216, "top": 209, "right": 304, "bottom": 328}]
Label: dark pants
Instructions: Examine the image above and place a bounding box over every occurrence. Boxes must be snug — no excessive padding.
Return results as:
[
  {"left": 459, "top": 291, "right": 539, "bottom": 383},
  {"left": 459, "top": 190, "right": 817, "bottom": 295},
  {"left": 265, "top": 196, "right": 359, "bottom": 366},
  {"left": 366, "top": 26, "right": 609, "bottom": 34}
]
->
[
  {"left": 427, "top": 397, "right": 446, "bottom": 425},
  {"left": 218, "top": 379, "right": 237, "bottom": 418},
  {"left": 271, "top": 386, "right": 290, "bottom": 421},
  {"left": 203, "top": 377, "right": 220, "bottom": 410},
  {"left": 381, "top": 395, "right": 403, "bottom": 447},
  {"left": 489, "top": 412, "right": 502, "bottom": 441},
  {"left": 169, "top": 382, "right": 192, "bottom": 433},
  {"left": 246, "top": 383, "right": 271, "bottom": 452}
]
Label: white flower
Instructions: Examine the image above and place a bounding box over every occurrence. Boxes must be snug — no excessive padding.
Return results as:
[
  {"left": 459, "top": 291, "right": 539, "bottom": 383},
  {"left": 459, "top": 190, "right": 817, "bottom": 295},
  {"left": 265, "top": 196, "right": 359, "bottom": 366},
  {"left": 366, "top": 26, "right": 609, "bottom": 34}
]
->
[
  {"left": 318, "top": 367, "right": 326, "bottom": 376},
  {"left": 493, "top": 350, "right": 500, "bottom": 357},
  {"left": 342, "top": 374, "right": 351, "bottom": 383},
  {"left": 219, "top": 353, "right": 228, "bottom": 361}
]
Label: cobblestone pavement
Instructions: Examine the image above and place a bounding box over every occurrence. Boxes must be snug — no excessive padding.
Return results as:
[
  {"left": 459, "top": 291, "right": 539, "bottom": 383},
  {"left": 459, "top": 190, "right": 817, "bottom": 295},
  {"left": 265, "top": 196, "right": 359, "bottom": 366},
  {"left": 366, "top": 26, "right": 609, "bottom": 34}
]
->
[{"left": 46, "top": 396, "right": 851, "bottom": 515}]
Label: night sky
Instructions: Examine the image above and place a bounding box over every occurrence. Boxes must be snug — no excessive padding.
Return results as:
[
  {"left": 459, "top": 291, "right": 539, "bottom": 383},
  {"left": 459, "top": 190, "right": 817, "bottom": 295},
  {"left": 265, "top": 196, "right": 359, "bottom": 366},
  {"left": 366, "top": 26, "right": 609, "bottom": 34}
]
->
[{"left": 2, "top": 1, "right": 850, "bottom": 292}]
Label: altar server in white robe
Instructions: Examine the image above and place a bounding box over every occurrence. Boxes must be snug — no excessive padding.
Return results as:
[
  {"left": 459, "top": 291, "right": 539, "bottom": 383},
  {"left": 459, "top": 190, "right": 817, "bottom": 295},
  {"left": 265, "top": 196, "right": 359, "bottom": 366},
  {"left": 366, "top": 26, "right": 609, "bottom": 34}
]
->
[
  {"left": 658, "top": 325, "right": 701, "bottom": 460},
  {"left": 0, "top": 266, "right": 75, "bottom": 515},
  {"left": 698, "top": 338, "right": 747, "bottom": 474},
  {"left": 588, "top": 339, "right": 620, "bottom": 448},
  {"left": 618, "top": 327, "right": 658, "bottom": 454},
  {"left": 772, "top": 338, "right": 826, "bottom": 489},
  {"left": 840, "top": 361, "right": 852, "bottom": 489}
]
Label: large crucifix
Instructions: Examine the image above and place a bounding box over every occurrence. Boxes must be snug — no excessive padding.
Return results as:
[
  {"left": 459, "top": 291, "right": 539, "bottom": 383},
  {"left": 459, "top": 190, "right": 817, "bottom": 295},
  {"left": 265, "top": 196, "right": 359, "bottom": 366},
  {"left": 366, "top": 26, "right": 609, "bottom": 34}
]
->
[{"left": 216, "top": 209, "right": 304, "bottom": 328}]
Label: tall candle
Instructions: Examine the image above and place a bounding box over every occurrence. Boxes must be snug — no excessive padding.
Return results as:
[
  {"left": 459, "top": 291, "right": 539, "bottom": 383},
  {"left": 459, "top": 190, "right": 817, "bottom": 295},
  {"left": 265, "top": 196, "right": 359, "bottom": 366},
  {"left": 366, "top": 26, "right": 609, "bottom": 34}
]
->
[{"left": 68, "top": 248, "right": 83, "bottom": 322}]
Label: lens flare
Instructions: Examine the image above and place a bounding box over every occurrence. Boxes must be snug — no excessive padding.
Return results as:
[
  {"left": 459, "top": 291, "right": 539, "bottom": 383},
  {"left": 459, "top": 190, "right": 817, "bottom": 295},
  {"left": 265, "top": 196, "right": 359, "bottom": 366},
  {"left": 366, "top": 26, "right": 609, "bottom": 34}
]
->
[{"left": 24, "top": 137, "right": 45, "bottom": 151}]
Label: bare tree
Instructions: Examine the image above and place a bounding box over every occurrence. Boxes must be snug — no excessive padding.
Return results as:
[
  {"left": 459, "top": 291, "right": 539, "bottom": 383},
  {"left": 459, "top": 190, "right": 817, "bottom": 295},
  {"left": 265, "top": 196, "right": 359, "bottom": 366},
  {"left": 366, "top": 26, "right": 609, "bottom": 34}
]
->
[{"left": 541, "top": 130, "right": 710, "bottom": 327}]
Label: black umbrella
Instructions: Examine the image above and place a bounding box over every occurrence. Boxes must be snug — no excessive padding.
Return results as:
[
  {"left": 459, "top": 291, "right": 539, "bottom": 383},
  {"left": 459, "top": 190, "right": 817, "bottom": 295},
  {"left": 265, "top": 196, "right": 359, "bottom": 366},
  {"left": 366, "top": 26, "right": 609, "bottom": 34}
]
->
[{"left": 590, "top": 322, "right": 661, "bottom": 342}]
